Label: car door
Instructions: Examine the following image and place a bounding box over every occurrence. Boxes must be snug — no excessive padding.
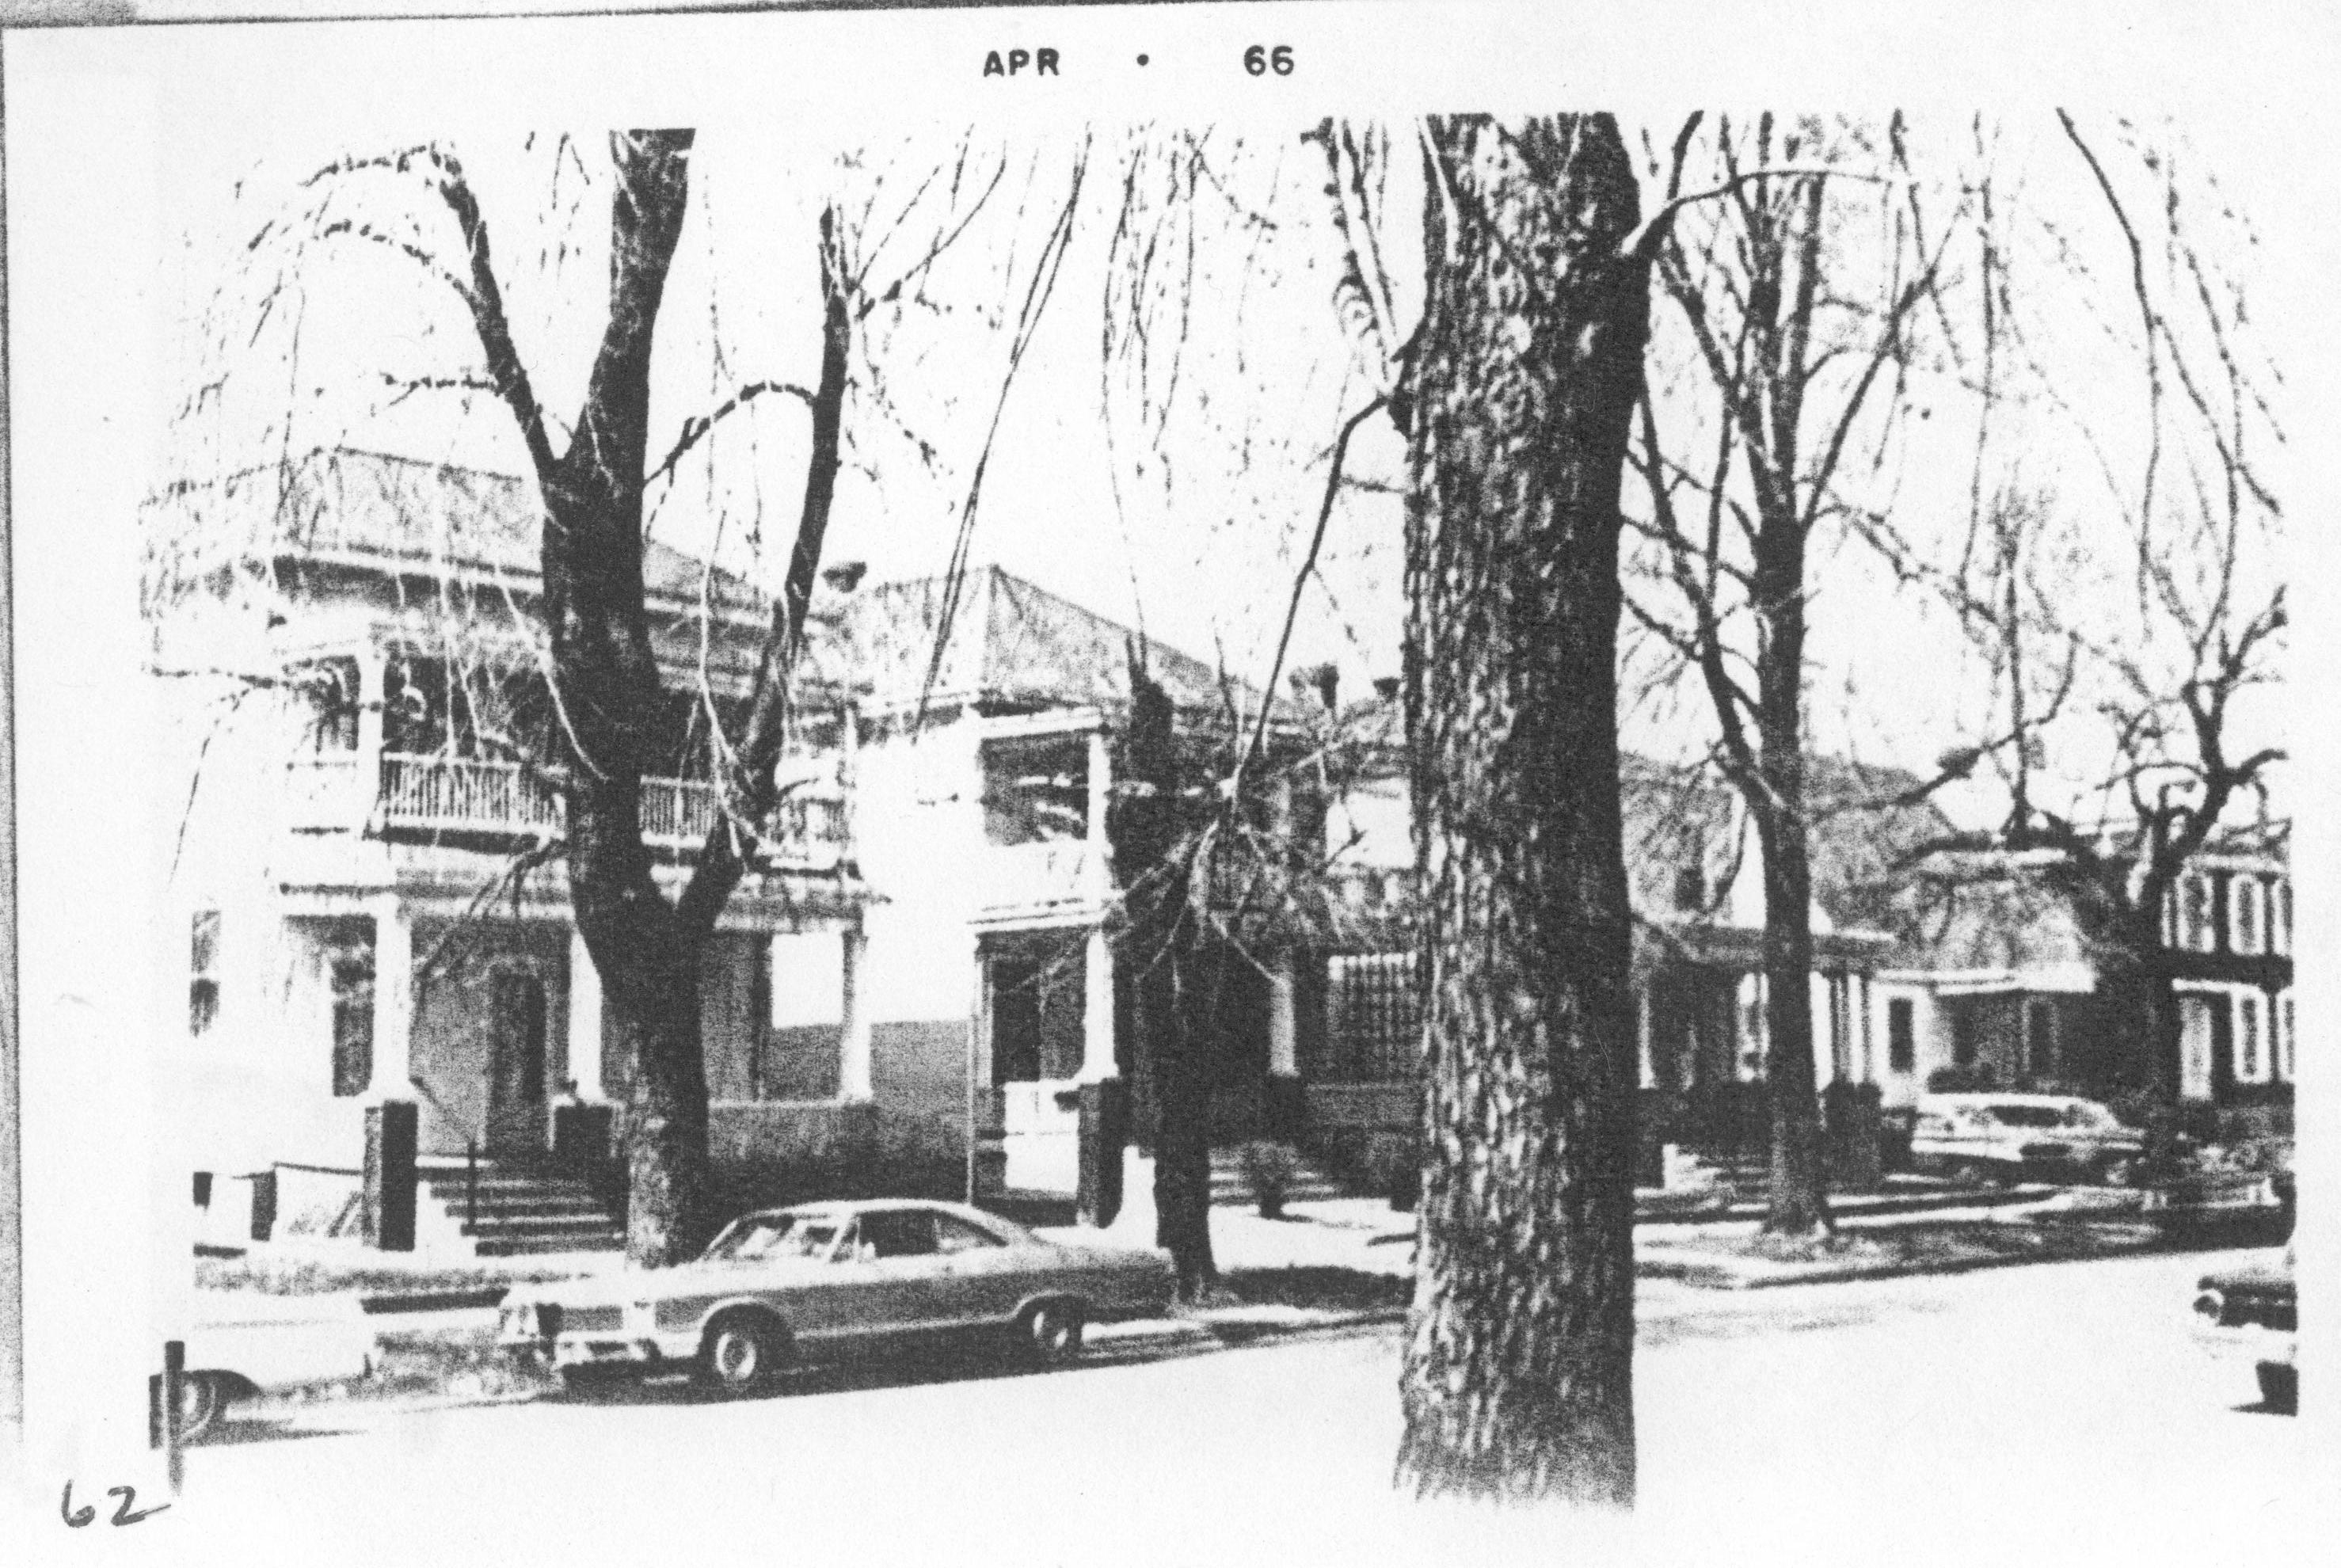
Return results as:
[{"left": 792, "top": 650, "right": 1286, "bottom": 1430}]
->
[
  {"left": 849, "top": 1209, "right": 973, "bottom": 1348},
  {"left": 925, "top": 1212, "right": 1034, "bottom": 1326}
]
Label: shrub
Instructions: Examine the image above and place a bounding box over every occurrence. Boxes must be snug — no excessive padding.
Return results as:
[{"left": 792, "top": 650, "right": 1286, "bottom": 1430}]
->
[{"left": 1239, "top": 1140, "right": 1301, "bottom": 1220}]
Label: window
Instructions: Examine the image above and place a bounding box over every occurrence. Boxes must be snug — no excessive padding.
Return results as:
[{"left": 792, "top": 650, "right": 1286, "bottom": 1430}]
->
[
  {"left": 856, "top": 1210, "right": 940, "bottom": 1259},
  {"left": 2177, "top": 993, "right": 2216, "bottom": 1100},
  {"left": 2272, "top": 878, "right": 2293, "bottom": 957},
  {"left": 1327, "top": 953, "right": 1419, "bottom": 1083},
  {"left": 2230, "top": 876, "right": 2266, "bottom": 957},
  {"left": 188, "top": 911, "right": 222, "bottom": 1036},
  {"left": 2024, "top": 1000, "right": 2058, "bottom": 1079},
  {"left": 2179, "top": 875, "right": 2218, "bottom": 953},
  {"left": 934, "top": 1214, "right": 1005, "bottom": 1254},
  {"left": 329, "top": 934, "right": 375, "bottom": 1098},
  {"left": 1887, "top": 998, "right": 1915, "bottom": 1074},
  {"left": 752, "top": 933, "right": 845, "bottom": 1101},
  {"left": 2233, "top": 991, "right": 2269, "bottom": 1084},
  {"left": 2277, "top": 991, "right": 2295, "bottom": 1081}
]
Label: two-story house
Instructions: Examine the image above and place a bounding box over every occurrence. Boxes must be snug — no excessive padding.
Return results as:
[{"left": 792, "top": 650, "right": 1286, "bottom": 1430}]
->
[
  {"left": 1875, "top": 820, "right": 2294, "bottom": 1108},
  {"left": 150, "top": 449, "right": 870, "bottom": 1251}
]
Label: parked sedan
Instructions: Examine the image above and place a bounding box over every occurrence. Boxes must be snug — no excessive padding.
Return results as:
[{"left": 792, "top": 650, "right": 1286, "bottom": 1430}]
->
[
  {"left": 498, "top": 1199, "right": 1174, "bottom": 1395},
  {"left": 2192, "top": 1246, "right": 2297, "bottom": 1413},
  {"left": 178, "top": 1291, "right": 377, "bottom": 1441},
  {"left": 1910, "top": 1093, "right": 2144, "bottom": 1185}
]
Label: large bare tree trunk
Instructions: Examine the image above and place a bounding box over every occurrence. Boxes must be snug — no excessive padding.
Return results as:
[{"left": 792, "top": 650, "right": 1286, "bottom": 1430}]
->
[
  {"left": 1754, "top": 534, "right": 1829, "bottom": 1235},
  {"left": 1395, "top": 114, "right": 1644, "bottom": 1507},
  {"left": 532, "top": 131, "right": 715, "bottom": 1265}
]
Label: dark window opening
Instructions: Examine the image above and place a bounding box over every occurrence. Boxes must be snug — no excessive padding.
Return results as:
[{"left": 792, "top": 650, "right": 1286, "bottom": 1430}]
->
[
  {"left": 1951, "top": 1007, "right": 1977, "bottom": 1069},
  {"left": 329, "top": 931, "right": 376, "bottom": 1098},
  {"left": 1673, "top": 866, "right": 1707, "bottom": 912},
  {"left": 1888, "top": 999, "right": 1914, "bottom": 1073}
]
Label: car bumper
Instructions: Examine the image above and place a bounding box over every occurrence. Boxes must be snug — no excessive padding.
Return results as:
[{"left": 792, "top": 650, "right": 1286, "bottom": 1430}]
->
[{"left": 2192, "top": 1320, "right": 2295, "bottom": 1367}]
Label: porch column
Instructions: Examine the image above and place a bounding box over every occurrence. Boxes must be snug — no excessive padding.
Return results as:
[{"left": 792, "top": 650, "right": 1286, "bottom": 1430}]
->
[
  {"left": 838, "top": 926, "right": 874, "bottom": 1103},
  {"left": 1079, "top": 923, "right": 1117, "bottom": 1083},
  {"left": 354, "top": 642, "right": 386, "bottom": 760},
  {"left": 568, "top": 926, "right": 603, "bottom": 1101},
  {"left": 1085, "top": 725, "right": 1111, "bottom": 902},
  {"left": 1076, "top": 921, "right": 1126, "bottom": 1227},
  {"left": 1637, "top": 985, "right": 1655, "bottom": 1090},
  {"left": 364, "top": 894, "right": 413, "bottom": 1100}
]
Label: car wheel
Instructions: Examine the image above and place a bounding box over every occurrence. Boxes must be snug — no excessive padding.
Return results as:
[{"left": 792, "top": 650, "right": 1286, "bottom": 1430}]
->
[
  {"left": 176, "top": 1372, "right": 229, "bottom": 1444},
  {"left": 2256, "top": 1363, "right": 2297, "bottom": 1414},
  {"left": 1950, "top": 1161, "right": 2000, "bottom": 1189},
  {"left": 696, "top": 1312, "right": 785, "bottom": 1396},
  {"left": 2100, "top": 1155, "right": 2138, "bottom": 1188},
  {"left": 1018, "top": 1300, "right": 1087, "bottom": 1368}
]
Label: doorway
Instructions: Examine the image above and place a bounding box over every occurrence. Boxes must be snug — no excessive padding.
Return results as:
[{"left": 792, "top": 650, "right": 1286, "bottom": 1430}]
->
[{"left": 484, "top": 967, "right": 550, "bottom": 1155}]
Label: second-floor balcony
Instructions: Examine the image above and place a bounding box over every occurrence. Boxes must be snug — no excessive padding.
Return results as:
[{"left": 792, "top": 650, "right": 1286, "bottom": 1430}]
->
[{"left": 286, "top": 752, "right": 847, "bottom": 868}]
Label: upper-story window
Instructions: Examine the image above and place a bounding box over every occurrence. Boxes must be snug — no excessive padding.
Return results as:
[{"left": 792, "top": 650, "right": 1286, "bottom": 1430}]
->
[
  {"left": 301, "top": 657, "right": 361, "bottom": 753},
  {"left": 2272, "top": 877, "right": 2293, "bottom": 957},
  {"left": 2173, "top": 873, "right": 2218, "bottom": 954},
  {"left": 2230, "top": 874, "right": 2267, "bottom": 957},
  {"left": 981, "top": 731, "right": 1090, "bottom": 847}
]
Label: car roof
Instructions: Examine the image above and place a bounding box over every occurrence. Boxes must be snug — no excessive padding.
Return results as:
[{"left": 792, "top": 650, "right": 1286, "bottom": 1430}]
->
[
  {"left": 1919, "top": 1092, "right": 2098, "bottom": 1107},
  {"left": 737, "top": 1197, "right": 1018, "bottom": 1228}
]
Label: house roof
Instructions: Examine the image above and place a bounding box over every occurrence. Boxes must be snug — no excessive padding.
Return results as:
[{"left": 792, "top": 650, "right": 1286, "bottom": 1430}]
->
[
  {"left": 822, "top": 565, "right": 1285, "bottom": 724},
  {"left": 146, "top": 448, "right": 770, "bottom": 622}
]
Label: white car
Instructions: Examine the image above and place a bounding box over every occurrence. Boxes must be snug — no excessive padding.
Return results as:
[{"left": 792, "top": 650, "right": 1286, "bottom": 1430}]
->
[
  {"left": 177, "top": 1291, "right": 377, "bottom": 1441},
  {"left": 1910, "top": 1093, "right": 2144, "bottom": 1186}
]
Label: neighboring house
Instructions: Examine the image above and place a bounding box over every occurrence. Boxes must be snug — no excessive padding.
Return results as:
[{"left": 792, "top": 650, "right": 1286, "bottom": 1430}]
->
[
  {"left": 807, "top": 565, "right": 1304, "bottom": 1208},
  {"left": 1879, "top": 820, "right": 2294, "bottom": 1108},
  {"left": 1294, "top": 733, "right": 1957, "bottom": 1176},
  {"left": 150, "top": 450, "right": 870, "bottom": 1247}
]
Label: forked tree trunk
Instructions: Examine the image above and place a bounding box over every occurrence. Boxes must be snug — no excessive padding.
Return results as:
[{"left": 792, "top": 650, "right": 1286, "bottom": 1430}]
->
[{"left": 1395, "top": 114, "right": 1644, "bottom": 1507}]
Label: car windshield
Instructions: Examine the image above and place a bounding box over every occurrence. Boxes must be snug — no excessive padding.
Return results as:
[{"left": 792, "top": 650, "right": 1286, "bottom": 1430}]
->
[{"left": 703, "top": 1215, "right": 842, "bottom": 1263}]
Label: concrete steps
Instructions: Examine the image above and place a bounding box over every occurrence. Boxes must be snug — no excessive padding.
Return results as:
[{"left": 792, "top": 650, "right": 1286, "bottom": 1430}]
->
[
  {"left": 1208, "top": 1145, "right": 1359, "bottom": 1207},
  {"left": 421, "top": 1163, "right": 625, "bottom": 1257}
]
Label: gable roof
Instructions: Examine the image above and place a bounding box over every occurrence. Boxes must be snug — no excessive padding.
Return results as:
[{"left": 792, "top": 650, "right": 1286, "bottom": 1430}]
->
[
  {"left": 146, "top": 447, "right": 768, "bottom": 622},
  {"left": 825, "top": 565, "right": 1285, "bottom": 723}
]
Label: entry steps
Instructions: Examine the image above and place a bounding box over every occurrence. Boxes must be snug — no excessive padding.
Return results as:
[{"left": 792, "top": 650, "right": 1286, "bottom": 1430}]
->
[
  {"left": 420, "top": 1159, "right": 626, "bottom": 1256},
  {"left": 1207, "top": 1144, "right": 1360, "bottom": 1207}
]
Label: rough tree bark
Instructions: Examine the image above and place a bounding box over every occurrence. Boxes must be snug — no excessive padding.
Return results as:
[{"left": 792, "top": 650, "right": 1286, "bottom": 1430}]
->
[
  {"left": 1110, "top": 650, "right": 1216, "bottom": 1299},
  {"left": 1394, "top": 114, "right": 1645, "bottom": 1506}
]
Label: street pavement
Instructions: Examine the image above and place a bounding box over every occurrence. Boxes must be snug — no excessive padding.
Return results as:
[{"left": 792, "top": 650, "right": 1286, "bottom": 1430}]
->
[{"left": 102, "top": 1249, "right": 2331, "bottom": 1568}]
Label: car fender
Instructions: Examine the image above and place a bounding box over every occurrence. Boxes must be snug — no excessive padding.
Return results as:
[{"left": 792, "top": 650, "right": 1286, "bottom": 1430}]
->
[
  {"left": 1009, "top": 1286, "right": 1090, "bottom": 1326},
  {"left": 676, "top": 1296, "right": 795, "bottom": 1354}
]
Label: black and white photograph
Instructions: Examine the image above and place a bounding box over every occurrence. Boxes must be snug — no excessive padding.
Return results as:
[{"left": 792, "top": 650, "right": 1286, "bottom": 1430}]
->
[{"left": 0, "top": 3, "right": 2333, "bottom": 1562}]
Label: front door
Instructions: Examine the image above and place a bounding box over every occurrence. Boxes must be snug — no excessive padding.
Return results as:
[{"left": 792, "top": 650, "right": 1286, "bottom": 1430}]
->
[{"left": 484, "top": 969, "right": 549, "bottom": 1155}]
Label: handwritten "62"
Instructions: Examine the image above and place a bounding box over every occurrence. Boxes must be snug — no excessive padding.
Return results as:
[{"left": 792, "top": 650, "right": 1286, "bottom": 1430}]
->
[{"left": 62, "top": 1480, "right": 169, "bottom": 1528}]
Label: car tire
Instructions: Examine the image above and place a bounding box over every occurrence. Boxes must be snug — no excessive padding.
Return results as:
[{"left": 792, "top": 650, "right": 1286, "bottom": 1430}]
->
[
  {"left": 176, "top": 1372, "right": 230, "bottom": 1444},
  {"left": 1950, "top": 1161, "right": 2001, "bottom": 1189},
  {"left": 2100, "top": 1155, "right": 2138, "bottom": 1188},
  {"left": 1018, "top": 1300, "right": 1087, "bottom": 1368},
  {"left": 696, "top": 1312, "right": 786, "bottom": 1397},
  {"left": 2256, "top": 1363, "right": 2297, "bottom": 1414}
]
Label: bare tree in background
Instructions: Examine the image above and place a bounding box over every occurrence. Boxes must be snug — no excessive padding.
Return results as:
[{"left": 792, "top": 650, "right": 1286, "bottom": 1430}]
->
[
  {"left": 1626, "top": 113, "right": 1966, "bottom": 1235},
  {"left": 1875, "top": 116, "right": 2285, "bottom": 1102}
]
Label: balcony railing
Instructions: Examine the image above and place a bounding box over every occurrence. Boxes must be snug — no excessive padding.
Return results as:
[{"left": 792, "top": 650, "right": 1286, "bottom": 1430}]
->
[
  {"left": 976, "top": 840, "right": 1105, "bottom": 919},
  {"left": 286, "top": 752, "right": 847, "bottom": 867}
]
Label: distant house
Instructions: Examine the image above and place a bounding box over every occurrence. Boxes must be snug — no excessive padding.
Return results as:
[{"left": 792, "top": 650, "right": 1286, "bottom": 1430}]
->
[
  {"left": 1293, "top": 729, "right": 1958, "bottom": 1174},
  {"left": 1878, "top": 820, "right": 2293, "bottom": 1108}
]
